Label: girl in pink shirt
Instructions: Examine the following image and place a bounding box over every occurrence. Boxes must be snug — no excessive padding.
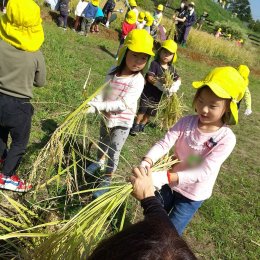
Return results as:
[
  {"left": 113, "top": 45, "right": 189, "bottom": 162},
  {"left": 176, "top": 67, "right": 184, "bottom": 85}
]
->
[{"left": 140, "top": 66, "right": 246, "bottom": 235}]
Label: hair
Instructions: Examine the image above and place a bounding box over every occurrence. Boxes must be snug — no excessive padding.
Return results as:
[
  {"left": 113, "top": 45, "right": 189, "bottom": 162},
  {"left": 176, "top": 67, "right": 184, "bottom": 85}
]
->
[
  {"left": 192, "top": 86, "right": 231, "bottom": 124},
  {"left": 88, "top": 217, "right": 196, "bottom": 260}
]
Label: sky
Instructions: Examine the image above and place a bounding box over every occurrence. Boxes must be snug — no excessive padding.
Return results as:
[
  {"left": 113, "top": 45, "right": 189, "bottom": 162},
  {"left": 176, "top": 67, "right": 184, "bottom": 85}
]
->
[{"left": 249, "top": 0, "right": 260, "bottom": 20}]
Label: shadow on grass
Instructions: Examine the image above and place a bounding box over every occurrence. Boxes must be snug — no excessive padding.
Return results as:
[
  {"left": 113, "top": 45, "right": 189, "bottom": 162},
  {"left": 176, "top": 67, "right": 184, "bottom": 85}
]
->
[
  {"left": 98, "top": 45, "right": 116, "bottom": 58},
  {"left": 48, "top": 11, "right": 75, "bottom": 29}
]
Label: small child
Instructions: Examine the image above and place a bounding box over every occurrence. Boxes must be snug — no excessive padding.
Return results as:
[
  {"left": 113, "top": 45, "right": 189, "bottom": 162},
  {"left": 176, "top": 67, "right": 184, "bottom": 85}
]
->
[
  {"left": 130, "top": 40, "right": 181, "bottom": 135},
  {"left": 102, "top": 0, "right": 116, "bottom": 28},
  {"left": 86, "top": 29, "right": 154, "bottom": 199},
  {"left": 144, "top": 12, "right": 154, "bottom": 34},
  {"left": 136, "top": 11, "right": 146, "bottom": 29},
  {"left": 115, "top": 10, "right": 137, "bottom": 60},
  {"left": 90, "top": 7, "right": 104, "bottom": 33},
  {"left": 58, "top": 0, "right": 70, "bottom": 30},
  {"left": 80, "top": 0, "right": 99, "bottom": 36},
  {"left": 140, "top": 66, "right": 246, "bottom": 235},
  {"left": 126, "top": 0, "right": 138, "bottom": 17},
  {"left": 150, "top": 4, "right": 163, "bottom": 38},
  {"left": 0, "top": 0, "right": 46, "bottom": 192},
  {"left": 237, "top": 65, "right": 253, "bottom": 116},
  {"left": 73, "top": 0, "right": 88, "bottom": 32},
  {"left": 215, "top": 27, "right": 222, "bottom": 38}
]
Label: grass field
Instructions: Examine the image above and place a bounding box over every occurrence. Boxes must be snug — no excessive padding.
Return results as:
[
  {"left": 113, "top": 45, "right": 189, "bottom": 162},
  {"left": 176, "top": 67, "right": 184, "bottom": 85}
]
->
[{"left": 1, "top": 6, "right": 260, "bottom": 259}]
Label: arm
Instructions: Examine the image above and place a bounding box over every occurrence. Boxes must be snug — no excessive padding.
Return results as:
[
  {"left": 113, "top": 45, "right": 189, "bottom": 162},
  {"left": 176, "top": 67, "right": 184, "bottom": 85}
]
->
[
  {"left": 34, "top": 52, "right": 46, "bottom": 87},
  {"left": 244, "top": 87, "right": 252, "bottom": 111},
  {"left": 89, "top": 74, "right": 144, "bottom": 112},
  {"left": 144, "top": 118, "right": 183, "bottom": 165},
  {"left": 175, "top": 133, "right": 236, "bottom": 186}
]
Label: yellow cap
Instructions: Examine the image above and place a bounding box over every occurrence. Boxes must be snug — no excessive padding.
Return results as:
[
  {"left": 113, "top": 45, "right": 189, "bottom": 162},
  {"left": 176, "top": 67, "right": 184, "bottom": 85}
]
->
[
  {"left": 125, "top": 10, "right": 137, "bottom": 25},
  {"left": 129, "top": 0, "right": 137, "bottom": 7},
  {"left": 92, "top": 0, "right": 99, "bottom": 6},
  {"left": 192, "top": 67, "right": 247, "bottom": 125},
  {"left": 160, "top": 39, "right": 178, "bottom": 63},
  {"left": 218, "top": 28, "right": 222, "bottom": 32},
  {"left": 117, "top": 29, "right": 155, "bottom": 73},
  {"left": 138, "top": 11, "right": 145, "bottom": 22},
  {"left": 145, "top": 14, "right": 154, "bottom": 26},
  {"left": 157, "top": 4, "right": 164, "bottom": 11},
  {"left": 0, "top": 0, "right": 44, "bottom": 52}
]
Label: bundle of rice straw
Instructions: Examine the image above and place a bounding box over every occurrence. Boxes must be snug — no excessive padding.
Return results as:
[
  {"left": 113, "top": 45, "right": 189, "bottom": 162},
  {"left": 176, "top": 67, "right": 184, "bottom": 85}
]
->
[{"left": 155, "top": 70, "right": 186, "bottom": 130}]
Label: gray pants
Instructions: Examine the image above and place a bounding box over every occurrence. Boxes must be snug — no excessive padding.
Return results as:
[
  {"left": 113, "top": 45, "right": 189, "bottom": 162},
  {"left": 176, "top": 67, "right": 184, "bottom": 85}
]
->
[
  {"left": 81, "top": 17, "right": 93, "bottom": 34},
  {"left": 97, "top": 122, "right": 130, "bottom": 174}
]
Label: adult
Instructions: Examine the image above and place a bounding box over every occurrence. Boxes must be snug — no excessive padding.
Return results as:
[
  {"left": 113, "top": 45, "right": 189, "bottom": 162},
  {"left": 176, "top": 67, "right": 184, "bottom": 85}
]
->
[
  {"left": 0, "top": 0, "right": 46, "bottom": 192},
  {"left": 88, "top": 167, "right": 196, "bottom": 259},
  {"left": 174, "top": 1, "right": 196, "bottom": 47}
]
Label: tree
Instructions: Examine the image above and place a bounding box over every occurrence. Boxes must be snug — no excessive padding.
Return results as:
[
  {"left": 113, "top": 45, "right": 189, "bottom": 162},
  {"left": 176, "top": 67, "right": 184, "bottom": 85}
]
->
[{"left": 228, "top": 0, "right": 252, "bottom": 22}]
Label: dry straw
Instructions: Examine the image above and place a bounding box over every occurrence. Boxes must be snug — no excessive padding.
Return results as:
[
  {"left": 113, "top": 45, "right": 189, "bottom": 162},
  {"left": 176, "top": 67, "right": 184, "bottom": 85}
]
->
[{"left": 155, "top": 70, "right": 186, "bottom": 130}]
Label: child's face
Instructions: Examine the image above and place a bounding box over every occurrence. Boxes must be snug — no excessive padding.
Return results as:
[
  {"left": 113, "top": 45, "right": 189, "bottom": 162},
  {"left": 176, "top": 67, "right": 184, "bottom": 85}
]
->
[
  {"left": 125, "top": 50, "right": 148, "bottom": 72},
  {"left": 195, "top": 87, "right": 229, "bottom": 127},
  {"left": 159, "top": 48, "right": 174, "bottom": 64}
]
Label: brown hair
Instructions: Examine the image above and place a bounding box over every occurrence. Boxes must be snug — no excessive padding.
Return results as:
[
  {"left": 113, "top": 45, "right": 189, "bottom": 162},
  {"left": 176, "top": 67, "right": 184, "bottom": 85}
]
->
[{"left": 192, "top": 86, "right": 231, "bottom": 124}]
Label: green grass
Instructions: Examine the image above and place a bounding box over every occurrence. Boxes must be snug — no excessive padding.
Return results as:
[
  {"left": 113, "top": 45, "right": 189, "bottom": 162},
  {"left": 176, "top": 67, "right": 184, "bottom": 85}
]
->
[{"left": 1, "top": 8, "right": 260, "bottom": 259}]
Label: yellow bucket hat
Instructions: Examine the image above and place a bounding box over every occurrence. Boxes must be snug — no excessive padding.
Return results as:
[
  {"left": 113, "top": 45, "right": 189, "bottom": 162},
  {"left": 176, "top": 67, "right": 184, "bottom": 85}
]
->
[
  {"left": 92, "top": 0, "right": 99, "bottom": 6},
  {"left": 192, "top": 67, "right": 247, "bottom": 125},
  {"left": 138, "top": 12, "right": 145, "bottom": 22},
  {"left": 160, "top": 39, "right": 178, "bottom": 63},
  {"left": 0, "top": 0, "right": 44, "bottom": 52},
  {"left": 125, "top": 10, "right": 137, "bottom": 25},
  {"left": 117, "top": 29, "right": 154, "bottom": 73},
  {"left": 237, "top": 64, "right": 250, "bottom": 87}
]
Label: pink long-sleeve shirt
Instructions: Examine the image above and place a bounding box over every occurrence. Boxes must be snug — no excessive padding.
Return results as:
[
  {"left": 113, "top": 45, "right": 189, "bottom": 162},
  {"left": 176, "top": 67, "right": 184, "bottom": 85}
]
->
[{"left": 146, "top": 115, "right": 236, "bottom": 201}]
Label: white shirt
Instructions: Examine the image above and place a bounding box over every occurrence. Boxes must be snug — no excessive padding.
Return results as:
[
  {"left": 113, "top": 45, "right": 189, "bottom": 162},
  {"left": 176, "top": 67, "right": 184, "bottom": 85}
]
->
[{"left": 75, "top": 0, "right": 89, "bottom": 16}]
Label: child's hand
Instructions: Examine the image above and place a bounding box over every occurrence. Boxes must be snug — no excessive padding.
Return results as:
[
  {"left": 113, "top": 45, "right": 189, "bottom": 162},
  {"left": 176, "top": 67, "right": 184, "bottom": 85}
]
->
[
  {"left": 244, "top": 109, "right": 252, "bottom": 116},
  {"left": 130, "top": 167, "right": 155, "bottom": 200},
  {"left": 151, "top": 170, "right": 169, "bottom": 191}
]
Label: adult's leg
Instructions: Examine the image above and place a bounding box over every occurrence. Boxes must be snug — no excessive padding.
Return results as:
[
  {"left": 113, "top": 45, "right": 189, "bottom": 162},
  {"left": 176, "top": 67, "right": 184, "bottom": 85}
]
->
[
  {"left": 182, "top": 26, "right": 192, "bottom": 45},
  {"left": 0, "top": 126, "right": 9, "bottom": 159}
]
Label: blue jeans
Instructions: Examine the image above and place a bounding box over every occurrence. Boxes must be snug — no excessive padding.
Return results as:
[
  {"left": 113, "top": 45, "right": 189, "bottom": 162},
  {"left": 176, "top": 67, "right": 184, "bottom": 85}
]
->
[{"left": 156, "top": 184, "right": 203, "bottom": 235}]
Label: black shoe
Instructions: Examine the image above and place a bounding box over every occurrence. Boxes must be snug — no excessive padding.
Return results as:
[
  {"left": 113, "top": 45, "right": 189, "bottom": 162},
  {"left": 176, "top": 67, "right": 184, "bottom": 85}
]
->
[
  {"left": 130, "top": 123, "right": 140, "bottom": 136},
  {"left": 139, "top": 124, "right": 146, "bottom": 132}
]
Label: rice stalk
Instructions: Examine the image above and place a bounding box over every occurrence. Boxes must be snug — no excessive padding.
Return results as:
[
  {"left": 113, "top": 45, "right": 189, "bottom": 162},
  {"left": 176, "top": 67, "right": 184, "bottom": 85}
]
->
[{"left": 154, "top": 70, "right": 186, "bottom": 130}]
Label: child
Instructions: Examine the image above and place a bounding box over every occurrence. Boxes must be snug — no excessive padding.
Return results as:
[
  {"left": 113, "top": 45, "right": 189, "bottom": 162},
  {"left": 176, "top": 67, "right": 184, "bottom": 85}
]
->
[
  {"left": 58, "top": 0, "right": 70, "bottom": 30},
  {"left": 144, "top": 12, "right": 154, "bottom": 34},
  {"left": 73, "top": 0, "right": 88, "bottom": 32},
  {"left": 90, "top": 6, "right": 104, "bottom": 33},
  {"left": 0, "top": 0, "right": 46, "bottom": 192},
  {"left": 115, "top": 10, "right": 137, "bottom": 60},
  {"left": 215, "top": 27, "right": 222, "bottom": 38},
  {"left": 140, "top": 66, "right": 246, "bottom": 235},
  {"left": 126, "top": 0, "right": 138, "bottom": 17},
  {"left": 80, "top": 0, "right": 99, "bottom": 36},
  {"left": 102, "top": 0, "right": 116, "bottom": 28},
  {"left": 150, "top": 4, "right": 164, "bottom": 37},
  {"left": 237, "top": 65, "right": 253, "bottom": 116},
  {"left": 136, "top": 11, "right": 146, "bottom": 29},
  {"left": 85, "top": 29, "right": 154, "bottom": 199},
  {"left": 130, "top": 40, "right": 181, "bottom": 135}
]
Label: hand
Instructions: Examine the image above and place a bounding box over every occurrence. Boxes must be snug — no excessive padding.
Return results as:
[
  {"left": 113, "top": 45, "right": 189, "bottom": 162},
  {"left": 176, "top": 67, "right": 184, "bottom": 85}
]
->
[
  {"left": 151, "top": 171, "right": 169, "bottom": 191},
  {"left": 130, "top": 167, "right": 155, "bottom": 200},
  {"left": 169, "top": 80, "right": 181, "bottom": 96},
  {"left": 86, "top": 105, "right": 96, "bottom": 114},
  {"left": 140, "top": 160, "right": 151, "bottom": 169},
  {"left": 244, "top": 109, "right": 252, "bottom": 116}
]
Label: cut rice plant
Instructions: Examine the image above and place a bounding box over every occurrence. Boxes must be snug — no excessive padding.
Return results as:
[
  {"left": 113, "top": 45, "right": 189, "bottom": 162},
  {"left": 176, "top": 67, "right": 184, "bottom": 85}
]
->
[
  {"left": 155, "top": 70, "right": 186, "bottom": 130},
  {"left": 1, "top": 155, "right": 178, "bottom": 259},
  {"left": 29, "top": 81, "right": 110, "bottom": 197}
]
